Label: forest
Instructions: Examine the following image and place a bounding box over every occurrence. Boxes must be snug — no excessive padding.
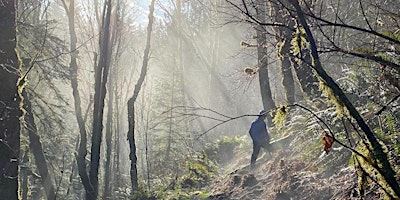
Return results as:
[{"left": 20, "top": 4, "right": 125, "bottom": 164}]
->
[{"left": 0, "top": 0, "right": 399, "bottom": 199}]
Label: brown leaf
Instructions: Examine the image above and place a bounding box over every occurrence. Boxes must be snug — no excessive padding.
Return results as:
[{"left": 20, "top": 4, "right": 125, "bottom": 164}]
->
[{"left": 322, "top": 134, "right": 334, "bottom": 154}]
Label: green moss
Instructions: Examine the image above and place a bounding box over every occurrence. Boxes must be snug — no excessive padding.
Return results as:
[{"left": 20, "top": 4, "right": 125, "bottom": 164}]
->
[
  {"left": 395, "top": 141, "right": 400, "bottom": 155},
  {"left": 276, "top": 40, "right": 285, "bottom": 60},
  {"left": 290, "top": 26, "right": 307, "bottom": 65},
  {"left": 353, "top": 141, "right": 398, "bottom": 199},
  {"left": 190, "top": 191, "right": 210, "bottom": 198},
  {"left": 318, "top": 79, "right": 348, "bottom": 118}
]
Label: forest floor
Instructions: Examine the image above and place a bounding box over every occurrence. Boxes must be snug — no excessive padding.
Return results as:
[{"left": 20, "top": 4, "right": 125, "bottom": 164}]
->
[{"left": 204, "top": 138, "right": 383, "bottom": 200}]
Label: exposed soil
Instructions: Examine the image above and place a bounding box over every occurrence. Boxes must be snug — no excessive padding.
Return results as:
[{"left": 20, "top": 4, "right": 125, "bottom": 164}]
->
[{"left": 206, "top": 144, "right": 383, "bottom": 200}]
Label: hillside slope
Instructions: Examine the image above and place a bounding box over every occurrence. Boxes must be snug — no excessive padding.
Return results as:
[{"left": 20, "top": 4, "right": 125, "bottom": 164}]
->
[{"left": 205, "top": 136, "right": 383, "bottom": 200}]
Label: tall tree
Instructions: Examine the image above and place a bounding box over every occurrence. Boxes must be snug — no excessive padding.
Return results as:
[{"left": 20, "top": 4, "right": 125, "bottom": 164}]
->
[
  {"left": 272, "top": 0, "right": 320, "bottom": 101},
  {"left": 256, "top": 0, "right": 275, "bottom": 125},
  {"left": 61, "top": 0, "right": 92, "bottom": 197},
  {"left": 270, "top": 0, "right": 296, "bottom": 104},
  {"left": 127, "top": 0, "right": 155, "bottom": 192},
  {"left": 289, "top": 0, "right": 400, "bottom": 197},
  {"left": 0, "top": 0, "right": 22, "bottom": 199},
  {"left": 103, "top": 0, "right": 122, "bottom": 195},
  {"left": 89, "top": 0, "right": 113, "bottom": 198},
  {"left": 23, "top": 92, "right": 56, "bottom": 200},
  {"left": 62, "top": 0, "right": 114, "bottom": 198}
]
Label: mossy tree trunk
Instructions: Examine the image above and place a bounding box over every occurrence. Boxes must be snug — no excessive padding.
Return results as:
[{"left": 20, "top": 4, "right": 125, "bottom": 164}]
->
[
  {"left": 270, "top": 0, "right": 320, "bottom": 102},
  {"left": 271, "top": 0, "right": 296, "bottom": 104},
  {"left": 289, "top": 0, "right": 400, "bottom": 197},
  {"left": 256, "top": 0, "right": 275, "bottom": 126}
]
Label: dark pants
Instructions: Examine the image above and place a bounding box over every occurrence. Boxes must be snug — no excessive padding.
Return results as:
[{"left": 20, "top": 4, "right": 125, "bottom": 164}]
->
[{"left": 250, "top": 140, "right": 271, "bottom": 166}]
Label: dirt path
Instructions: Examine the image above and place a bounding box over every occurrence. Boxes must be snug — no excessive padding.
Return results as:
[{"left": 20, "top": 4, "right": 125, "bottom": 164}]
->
[{"left": 206, "top": 143, "right": 381, "bottom": 200}]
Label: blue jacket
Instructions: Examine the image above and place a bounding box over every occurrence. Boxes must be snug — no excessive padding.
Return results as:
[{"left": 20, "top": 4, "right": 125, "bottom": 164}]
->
[{"left": 249, "top": 117, "right": 269, "bottom": 142}]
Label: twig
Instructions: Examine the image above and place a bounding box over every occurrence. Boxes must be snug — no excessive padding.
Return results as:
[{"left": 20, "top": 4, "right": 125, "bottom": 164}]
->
[
  {"left": 374, "top": 94, "right": 400, "bottom": 116},
  {"left": 195, "top": 114, "right": 259, "bottom": 139}
]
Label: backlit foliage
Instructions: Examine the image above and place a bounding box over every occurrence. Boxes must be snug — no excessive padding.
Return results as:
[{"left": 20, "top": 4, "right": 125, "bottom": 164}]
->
[
  {"left": 353, "top": 141, "right": 398, "bottom": 199},
  {"left": 276, "top": 40, "right": 284, "bottom": 60},
  {"left": 179, "top": 153, "right": 217, "bottom": 190},
  {"left": 290, "top": 26, "right": 307, "bottom": 65},
  {"left": 318, "top": 79, "right": 348, "bottom": 118},
  {"left": 272, "top": 105, "right": 288, "bottom": 130}
]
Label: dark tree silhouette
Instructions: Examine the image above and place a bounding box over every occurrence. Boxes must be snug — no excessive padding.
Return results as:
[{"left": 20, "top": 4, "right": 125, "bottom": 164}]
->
[
  {"left": 0, "top": 0, "right": 22, "bottom": 199},
  {"left": 127, "top": 0, "right": 155, "bottom": 192}
]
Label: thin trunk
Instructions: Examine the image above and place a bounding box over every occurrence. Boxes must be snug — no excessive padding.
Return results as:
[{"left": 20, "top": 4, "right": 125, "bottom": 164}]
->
[
  {"left": 175, "top": 0, "right": 192, "bottom": 147},
  {"left": 290, "top": 0, "right": 400, "bottom": 197},
  {"left": 61, "top": 0, "right": 92, "bottom": 197},
  {"left": 104, "top": 1, "right": 120, "bottom": 195},
  {"left": 139, "top": 83, "right": 146, "bottom": 180},
  {"left": 127, "top": 99, "right": 138, "bottom": 191},
  {"left": 165, "top": 72, "right": 175, "bottom": 161},
  {"left": 111, "top": 2, "right": 125, "bottom": 191},
  {"left": 144, "top": 85, "right": 152, "bottom": 191},
  {"left": 103, "top": 65, "right": 114, "bottom": 199},
  {"left": 208, "top": 28, "right": 220, "bottom": 111},
  {"left": 113, "top": 83, "right": 121, "bottom": 190},
  {"left": 21, "top": 149, "right": 29, "bottom": 200},
  {"left": 66, "top": 138, "right": 80, "bottom": 197},
  {"left": 0, "top": 0, "right": 21, "bottom": 198},
  {"left": 89, "top": 0, "right": 113, "bottom": 198},
  {"left": 24, "top": 92, "right": 56, "bottom": 200},
  {"left": 127, "top": 0, "right": 155, "bottom": 192},
  {"left": 256, "top": 0, "right": 275, "bottom": 125}
]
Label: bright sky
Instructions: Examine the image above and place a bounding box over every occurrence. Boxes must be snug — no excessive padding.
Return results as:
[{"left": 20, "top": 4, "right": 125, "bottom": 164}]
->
[{"left": 129, "top": 0, "right": 168, "bottom": 25}]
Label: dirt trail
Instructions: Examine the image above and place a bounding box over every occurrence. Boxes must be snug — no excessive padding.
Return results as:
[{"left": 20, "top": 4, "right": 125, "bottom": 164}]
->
[{"left": 206, "top": 142, "right": 381, "bottom": 200}]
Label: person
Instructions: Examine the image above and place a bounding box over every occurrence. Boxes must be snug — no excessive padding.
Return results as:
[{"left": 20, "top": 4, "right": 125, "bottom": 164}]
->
[{"left": 249, "top": 110, "right": 272, "bottom": 167}]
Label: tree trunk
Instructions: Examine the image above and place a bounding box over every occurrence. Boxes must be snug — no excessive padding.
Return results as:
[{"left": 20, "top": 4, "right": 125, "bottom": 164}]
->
[
  {"left": 89, "top": 0, "right": 113, "bottom": 198},
  {"left": 113, "top": 84, "right": 121, "bottom": 190},
  {"left": 127, "top": 0, "right": 155, "bottom": 192},
  {"left": 0, "top": 0, "right": 21, "bottom": 199},
  {"left": 165, "top": 72, "right": 175, "bottom": 161},
  {"left": 271, "top": 0, "right": 296, "bottom": 104},
  {"left": 127, "top": 99, "right": 138, "bottom": 191},
  {"left": 24, "top": 92, "right": 56, "bottom": 200},
  {"left": 289, "top": 0, "right": 400, "bottom": 197},
  {"left": 280, "top": 36, "right": 296, "bottom": 104},
  {"left": 21, "top": 149, "right": 29, "bottom": 200},
  {"left": 291, "top": 48, "right": 321, "bottom": 99},
  {"left": 104, "top": 58, "right": 114, "bottom": 199},
  {"left": 256, "top": 0, "right": 275, "bottom": 125},
  {"left": 270, "top": 0, "right": 320, "bottom": 102},
  {"left": 61, "top": 0, "right": 93, "bottom": 197}
]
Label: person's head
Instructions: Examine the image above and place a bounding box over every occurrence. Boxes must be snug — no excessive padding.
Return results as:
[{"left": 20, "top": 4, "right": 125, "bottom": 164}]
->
[{"left": 259, "top": 110, "right": 267, "bottom": 120}]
